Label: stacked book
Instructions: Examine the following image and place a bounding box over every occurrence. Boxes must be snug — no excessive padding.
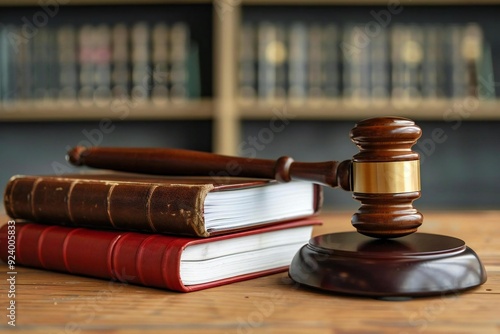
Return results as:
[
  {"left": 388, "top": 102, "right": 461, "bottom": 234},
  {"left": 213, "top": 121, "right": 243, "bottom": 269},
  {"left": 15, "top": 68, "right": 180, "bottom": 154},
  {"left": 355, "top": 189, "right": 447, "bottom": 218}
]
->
[
  {"left": 0, "top": 21, "right": 200, "bottom": 108},
  {"left": 0, "top": 160, "right": 322, "bottom": 292},
  {"left": 239, "top": 21, "right": 495, "bottom": 105}
]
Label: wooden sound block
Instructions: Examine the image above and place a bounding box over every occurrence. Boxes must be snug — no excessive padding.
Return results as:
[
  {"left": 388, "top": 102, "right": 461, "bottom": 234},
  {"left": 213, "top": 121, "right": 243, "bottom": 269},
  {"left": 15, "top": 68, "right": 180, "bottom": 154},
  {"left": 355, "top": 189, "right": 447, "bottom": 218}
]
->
[{"left": 289, "top": 232, "right": 487, "bottom": 297}]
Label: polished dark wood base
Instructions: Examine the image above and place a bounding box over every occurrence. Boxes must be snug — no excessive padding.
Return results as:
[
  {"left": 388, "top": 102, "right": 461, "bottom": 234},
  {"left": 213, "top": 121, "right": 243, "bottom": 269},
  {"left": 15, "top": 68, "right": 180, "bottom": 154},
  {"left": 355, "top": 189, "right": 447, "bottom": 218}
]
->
[{"left": 289, "top": 232, "right": 487, "bottom": 297}]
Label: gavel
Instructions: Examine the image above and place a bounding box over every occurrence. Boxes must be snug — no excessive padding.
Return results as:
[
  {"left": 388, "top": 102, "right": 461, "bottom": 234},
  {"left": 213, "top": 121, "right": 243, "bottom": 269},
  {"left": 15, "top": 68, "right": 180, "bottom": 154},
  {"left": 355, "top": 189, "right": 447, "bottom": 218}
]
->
[{"left": 68, "top": 116, "right": 422, "bottom": 239}]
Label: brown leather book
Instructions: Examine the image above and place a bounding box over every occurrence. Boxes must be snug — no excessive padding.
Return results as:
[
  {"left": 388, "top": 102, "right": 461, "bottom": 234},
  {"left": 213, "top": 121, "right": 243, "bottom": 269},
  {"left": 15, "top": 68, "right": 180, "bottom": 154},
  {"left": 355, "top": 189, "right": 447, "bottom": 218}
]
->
[{"left": 4, "top": 173, "right": 322, "bottom": 237}]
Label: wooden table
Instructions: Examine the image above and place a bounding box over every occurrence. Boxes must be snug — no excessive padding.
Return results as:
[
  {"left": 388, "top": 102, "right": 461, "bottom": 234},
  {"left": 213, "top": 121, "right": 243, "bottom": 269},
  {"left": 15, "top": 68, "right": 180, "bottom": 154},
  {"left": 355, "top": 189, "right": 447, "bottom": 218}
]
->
[{"left": 0, "top": 211, "right": 499, "bottom": 333}]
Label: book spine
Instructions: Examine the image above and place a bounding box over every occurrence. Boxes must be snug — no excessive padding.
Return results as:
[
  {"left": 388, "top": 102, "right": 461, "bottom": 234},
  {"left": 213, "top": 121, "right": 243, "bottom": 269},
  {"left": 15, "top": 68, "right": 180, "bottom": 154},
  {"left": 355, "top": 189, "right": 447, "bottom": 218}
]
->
[
  {"left": 288, "top": 22, "right": 307, "bottom": 105},
  {"left": 421, "top": 25, "right": 442, "bottom": 99},
  {"left": 477, "top": 41, "right": 495, "bottom": 99},
  {"left": 257, "top": 22, "right": 287, "bottom": 102},
  {"left": 78, "top": 25, "right": 96, "bottom": 106},
  {"left": 151, "top": 23, "right": 170, "bottom": 104},
  {"left": 370, "top": 27, "right": 389, "bottom": 101},
  {"left": 462, "top": 23, "right": 483, "bottom": 98},
  {"left": 131, "top": 22, "right": 151, "bottom": 102},
  {"left": 391, "top": 25, "right": 423, "bottom": 105},
  {"left": 2, "top": 25, "right": 17, "bottom": 105},
  {"left": 0, "top": 223, "right": 186, "bottom": 291},
  {"left": 238, "top": 23, "right": 257, "bottom": 104},
  {"left": 446, "top": 25, "right": 467, "bottom": 98},
  {"left": 187, "top": 41, "right": 201, "bottom": 100},
  {"left": 406, "top": 25, "right": 423, "bottom": 102},
  {"left": 343, "top": 25, "right": 370, "bottom": 107},
  {"left": 274, "top": 24, "right": 287, "bottom": 102},
  {"left": 257, "top": 22, "right": 273, "bottom": 101},
  {"left": 307, "top": 24, "right": 323, "bottom": 100},
  {"left": 47, "top": 27, "right": 60, "bottom": 101},
  {"left": 3, "top": 176, "right": 211, "bottom": 237},
  {"left": 36, "top": 28, "right": 51, "bottom": 101},
  {"left": 321, "top": 24, "right": 339, "bottom": 100},
  {"left": 169, "top": 22, "right": 190, "bottom": 103},
  {"left": 111, "top": 23, "right": 130, "bottom": 99},
  {"left": 0, "top": 26, "right": 4, "bottom": 105},
  {"left": 390, "top": 25, "right": 403, "bottom": 102},
  {"left": 17, "top": 27, "right": 32, "bottom": 102},
  {"left": 57, "top": 25, "right": 78, "bottom": 102},
  {"left": 93, "top": 25, "right": 112, "bottom": 106}
]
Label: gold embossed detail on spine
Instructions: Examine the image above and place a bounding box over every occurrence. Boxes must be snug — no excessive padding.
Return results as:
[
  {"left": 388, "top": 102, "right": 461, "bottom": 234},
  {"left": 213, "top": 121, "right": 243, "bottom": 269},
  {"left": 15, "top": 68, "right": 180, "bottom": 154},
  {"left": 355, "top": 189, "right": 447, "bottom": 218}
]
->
[{"left": 353, "top": 161, "right": 420, "bottom": 194}]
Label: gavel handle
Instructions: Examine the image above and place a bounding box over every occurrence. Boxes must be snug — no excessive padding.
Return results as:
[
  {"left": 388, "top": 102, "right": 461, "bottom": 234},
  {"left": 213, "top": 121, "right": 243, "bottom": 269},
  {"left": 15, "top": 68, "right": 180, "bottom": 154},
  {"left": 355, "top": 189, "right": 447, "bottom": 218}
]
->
[{"left": 67, "top": 146, "right": 351, "bottom": 189}]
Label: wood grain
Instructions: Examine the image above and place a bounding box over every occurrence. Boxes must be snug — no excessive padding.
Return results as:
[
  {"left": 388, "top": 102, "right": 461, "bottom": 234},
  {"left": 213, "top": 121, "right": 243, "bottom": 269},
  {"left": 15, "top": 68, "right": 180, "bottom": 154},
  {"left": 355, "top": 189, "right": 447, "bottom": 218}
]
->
[{"left": 0, "top": 211, "right": 499, "bottom": 333}]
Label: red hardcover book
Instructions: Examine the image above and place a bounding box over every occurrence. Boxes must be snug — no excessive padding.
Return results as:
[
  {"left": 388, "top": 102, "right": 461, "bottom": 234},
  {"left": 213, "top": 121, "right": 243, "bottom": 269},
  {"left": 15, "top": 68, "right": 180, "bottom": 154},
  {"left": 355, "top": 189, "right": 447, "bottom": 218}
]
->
[{"left": 0, "top": 219, "right": 319, "bottom": 292}]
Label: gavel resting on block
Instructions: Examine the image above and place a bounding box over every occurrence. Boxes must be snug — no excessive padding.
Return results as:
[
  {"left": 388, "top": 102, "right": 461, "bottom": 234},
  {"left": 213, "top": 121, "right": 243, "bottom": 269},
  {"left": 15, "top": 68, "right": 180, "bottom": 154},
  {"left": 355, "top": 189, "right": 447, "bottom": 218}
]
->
[{"left": 67, "top": 116, "right": 487, "bottom": 297}]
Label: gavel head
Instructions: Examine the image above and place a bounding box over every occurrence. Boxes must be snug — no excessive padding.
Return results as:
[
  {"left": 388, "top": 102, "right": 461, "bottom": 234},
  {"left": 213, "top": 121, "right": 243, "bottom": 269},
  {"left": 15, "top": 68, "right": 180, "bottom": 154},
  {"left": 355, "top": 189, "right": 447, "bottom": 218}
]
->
[{"left": 349, "top": 117, "right": 423, "bottom": 238}]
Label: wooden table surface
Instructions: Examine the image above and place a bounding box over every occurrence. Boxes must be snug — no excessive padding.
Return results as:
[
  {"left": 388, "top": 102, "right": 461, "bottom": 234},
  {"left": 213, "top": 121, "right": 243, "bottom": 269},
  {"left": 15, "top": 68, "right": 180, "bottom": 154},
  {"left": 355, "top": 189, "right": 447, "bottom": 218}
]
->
[{"left": 0, "top": 211, "right": 499, "bottom": 334}]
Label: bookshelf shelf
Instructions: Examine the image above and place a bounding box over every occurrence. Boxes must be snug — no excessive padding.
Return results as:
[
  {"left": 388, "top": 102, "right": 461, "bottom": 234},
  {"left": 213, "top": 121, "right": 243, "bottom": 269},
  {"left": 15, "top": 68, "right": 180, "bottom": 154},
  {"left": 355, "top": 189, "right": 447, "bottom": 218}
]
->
[
  {"left": 0, "top": 99, "right": 212, "bottom": 122},
  {"left": 239, "top": 99, "right": 500, "bottom": 120},
  {"left": 0, "top": 0, "right": 211, "bottom": 5}
]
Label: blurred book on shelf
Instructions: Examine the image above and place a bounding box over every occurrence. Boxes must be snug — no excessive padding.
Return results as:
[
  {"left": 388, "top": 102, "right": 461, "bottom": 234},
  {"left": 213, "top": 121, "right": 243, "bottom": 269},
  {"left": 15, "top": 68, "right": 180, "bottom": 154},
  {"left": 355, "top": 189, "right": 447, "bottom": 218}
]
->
[
  {"left": 0, "top": 21, "right": 201, "bottom": 110},
  {"left": 238, "top": 23, "right": 257, "bottom": 105},
  {"left": 238, "top": 21, "right": 495, "bottom": 107},
  {"left": 257, "top": 22, "right": 288, "bottom": 104}
]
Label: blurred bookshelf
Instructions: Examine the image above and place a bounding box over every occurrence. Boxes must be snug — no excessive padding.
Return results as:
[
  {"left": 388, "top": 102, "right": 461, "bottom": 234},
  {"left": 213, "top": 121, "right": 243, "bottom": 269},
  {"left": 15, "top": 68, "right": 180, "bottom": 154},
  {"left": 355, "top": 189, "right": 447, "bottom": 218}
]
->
[
  {"left": 0, "top": 6, "right": 212, "bottom": 105},
  {"left": 1, "top": 1, "right": 500, "bottom": 155},
  {"left": 0, "top": 99, "right": 212, "bottom": 121}
]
